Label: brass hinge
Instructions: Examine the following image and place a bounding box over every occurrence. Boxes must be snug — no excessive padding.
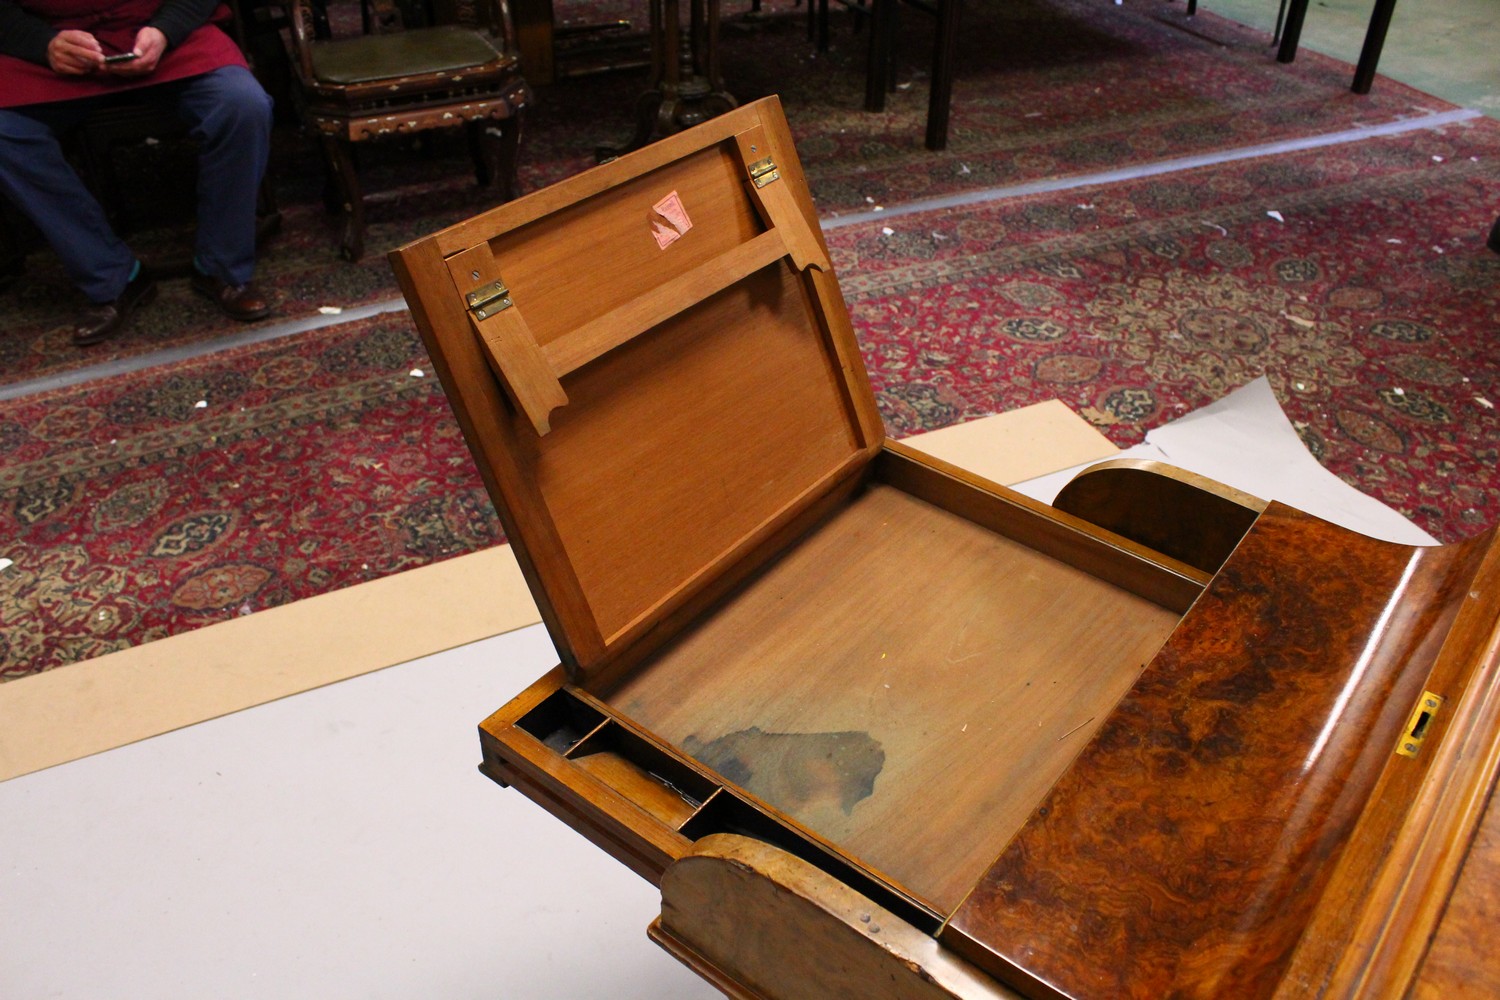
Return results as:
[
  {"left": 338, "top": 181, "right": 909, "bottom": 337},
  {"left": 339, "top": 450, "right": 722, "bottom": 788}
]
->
[
  {"left": 1395, "top": 690, "right": 1444, "bottom": 758},
  {"left": 466, "top": 278, "right": 512, "bottom": 319},
  {"left": 748, "top": 155, "right": 780, "bottom": 189}
]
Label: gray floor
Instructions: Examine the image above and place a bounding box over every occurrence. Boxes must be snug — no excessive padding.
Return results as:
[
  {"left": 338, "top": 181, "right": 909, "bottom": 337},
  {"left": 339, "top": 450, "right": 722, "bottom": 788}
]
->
[{"left": 1200, "top": 0, "right": 1500, "bottom": 115}]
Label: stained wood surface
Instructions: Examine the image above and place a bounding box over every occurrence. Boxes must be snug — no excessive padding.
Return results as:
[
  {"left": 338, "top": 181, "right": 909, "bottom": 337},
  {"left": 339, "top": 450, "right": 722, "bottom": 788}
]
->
[
  {"left": 943, "top": 504, "right": 1490, "bottom": 1000},
  {"left": 1053, "top": 458, "right": 1266, "bottom": 576},
  {"left": 653, "top": 834, "right": 1024, "bottom": 1000},
  {"left": 1271, "top": 527, "right": 1500, "bottom": 999},
  {"left": 392, "top": 99, "right": 883, "bottom": 682},
  {"left": 607, "top": 482, "right": 1180, "bottom": 911}
]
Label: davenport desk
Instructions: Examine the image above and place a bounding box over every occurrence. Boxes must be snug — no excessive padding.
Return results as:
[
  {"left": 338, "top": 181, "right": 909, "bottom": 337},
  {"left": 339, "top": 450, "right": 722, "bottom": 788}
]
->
[{"left": 392, "top": 97, "right": 1500, "bottom": 998}]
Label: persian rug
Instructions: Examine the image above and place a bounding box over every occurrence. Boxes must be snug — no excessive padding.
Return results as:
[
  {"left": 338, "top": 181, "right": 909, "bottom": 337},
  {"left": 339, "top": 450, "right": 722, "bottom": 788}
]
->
[
  {"left": 0, "top": 0, "right": 1458, "bottom": 386},
  {"left": 0, "top": 313, "right": 499, "bottom": 677},
  {"left": 2, "top": 114, "right": 1496, "bottom": 678}
]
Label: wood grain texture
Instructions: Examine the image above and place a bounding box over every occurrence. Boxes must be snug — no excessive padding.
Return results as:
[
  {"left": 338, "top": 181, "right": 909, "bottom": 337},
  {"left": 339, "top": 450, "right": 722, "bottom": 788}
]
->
[
  {"left": 1293, "top": 528, "right": 1500, "bottom": 999},
  {"left": 391, "top": 99, "right": 882, "bottom": 682},
  {"left": 653, "top": 834, "right": 1024, "bottom": 1000},
  {"left": 445, "top": 241, "right": 568, "bottom": 436},
  {"left": 878, "top": 444, "right": 1209, "bottom": 614},
  {"left": 943, "top": 504, "right": 1487, "bottom": 1000},
  {"left": 610, "top": 483, "right": 1180, "bottom": 911},
  {"left": 1053, "top": 459, "right": 1266, "bottom": 576},
  {"left": 392, "top": 232, "right": 606, "bottom": 668}
]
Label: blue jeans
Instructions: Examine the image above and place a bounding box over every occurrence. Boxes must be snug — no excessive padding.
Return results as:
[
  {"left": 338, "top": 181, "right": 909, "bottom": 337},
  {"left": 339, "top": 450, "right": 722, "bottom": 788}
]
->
[{"left": 0, "top": 66, "right": 272, "bottom": 303}]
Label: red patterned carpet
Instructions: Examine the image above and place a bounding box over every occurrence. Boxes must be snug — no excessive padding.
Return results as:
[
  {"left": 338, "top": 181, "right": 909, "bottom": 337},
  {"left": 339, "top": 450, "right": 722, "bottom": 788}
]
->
[
  {"left": 0, "top": 0, "right": 1456, "bottom": 386},
  {"left": 0, "top": 314, "right": 497, "bottom": 675},
  {"left": 1, "top": 0, "right": 1496, "bottom": 677}
]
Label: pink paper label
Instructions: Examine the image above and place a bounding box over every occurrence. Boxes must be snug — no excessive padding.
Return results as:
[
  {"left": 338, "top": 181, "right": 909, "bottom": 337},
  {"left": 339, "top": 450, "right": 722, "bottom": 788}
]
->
[{"left": 650, "top": 191, "right": 693, "bottom": 249}]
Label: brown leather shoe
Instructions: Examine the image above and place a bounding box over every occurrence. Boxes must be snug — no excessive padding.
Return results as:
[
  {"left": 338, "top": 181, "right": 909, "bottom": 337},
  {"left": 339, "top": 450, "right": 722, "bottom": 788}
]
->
[
  {"left": 191, "top": 271, "right": 272, "bottom": 321},
  {"left": 72, "top": 270, "right": 158, "bottom": 347}
]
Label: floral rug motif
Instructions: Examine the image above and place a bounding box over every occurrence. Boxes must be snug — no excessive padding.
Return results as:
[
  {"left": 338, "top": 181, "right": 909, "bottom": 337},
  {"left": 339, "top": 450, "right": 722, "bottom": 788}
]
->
[
  {"left": 832, "top": 119, "right": 1500, "bottom": 540},
  {"left": 0, "top": 315, "right": 499, "bottom": 676},
  {"left": 3, "top": 116, "right": 1496, "bottom": 678}
]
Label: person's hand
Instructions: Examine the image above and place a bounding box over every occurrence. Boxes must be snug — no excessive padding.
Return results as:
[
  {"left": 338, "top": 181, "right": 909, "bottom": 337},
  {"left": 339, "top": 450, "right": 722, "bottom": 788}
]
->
[
  {"left": 104, "top": 27, "right": 167, "bottom": 76},
  {"left": 46, "top": 29, "right": 105, "bottom": 75}
]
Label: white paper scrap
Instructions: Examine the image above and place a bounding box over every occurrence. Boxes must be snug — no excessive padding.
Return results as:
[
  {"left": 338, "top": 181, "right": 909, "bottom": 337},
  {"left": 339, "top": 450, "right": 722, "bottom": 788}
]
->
[
  {"left": 1267, "top": 210, "right": 1285, "bottom": 222},
  {"left": 0, "top": 557, "right": 13, "bottom": 572},
  {"left": 881, "top": 227, "right": 895, "bottom": 236},
  {"left": 409, "top": 369, "right": 425, "bottom": 377},
  {"left": 194, "top": 400, "right": 207, "bottom": 409},
  {"left": 318, "top": 306, "right": 343, "bottom": 315}
]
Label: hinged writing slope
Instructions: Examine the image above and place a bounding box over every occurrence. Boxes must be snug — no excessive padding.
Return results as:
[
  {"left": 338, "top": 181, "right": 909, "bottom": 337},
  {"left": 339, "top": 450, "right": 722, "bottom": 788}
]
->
[{"left": 392, "top": 98, "right": 884, "bottom": 684}]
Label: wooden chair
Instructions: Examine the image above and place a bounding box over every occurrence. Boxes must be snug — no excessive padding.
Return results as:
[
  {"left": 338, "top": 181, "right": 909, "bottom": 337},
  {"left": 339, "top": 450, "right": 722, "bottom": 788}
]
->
[{"left": 285, "top": 0, "right": 531, "bottom": 260}]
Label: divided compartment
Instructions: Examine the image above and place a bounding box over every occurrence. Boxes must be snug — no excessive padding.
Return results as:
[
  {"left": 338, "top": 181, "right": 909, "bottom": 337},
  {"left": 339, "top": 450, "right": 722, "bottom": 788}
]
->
[
  {"left": 679, "top": 789, "right": 941, "bottom": 934},
  {"left": 510, "top": 685, "right": 940, "bottom": 930},
  {"left": 515, "top": 687, "right": 606, "bottom": 755},
  {"left": 566, "top": 720, "right": 719, "bottom": 829}
]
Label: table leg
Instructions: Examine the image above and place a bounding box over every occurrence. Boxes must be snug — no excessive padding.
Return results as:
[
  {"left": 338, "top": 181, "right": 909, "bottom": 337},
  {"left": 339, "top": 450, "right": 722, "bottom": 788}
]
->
[
  {"left": 1276, "top": 0, "right": 1307, "bottom": 63},
  {"left": 596, "top": 0, "right": 733, "bottom": 160},
  {"left": 865, "top": 0, "right": 894, "bottom": 112},
  {"left": 1351, "top": 0, "right": 1398, "bottom": 94},
  {"left": 924, "top": 0, "right": 960, "bottom": 151}
]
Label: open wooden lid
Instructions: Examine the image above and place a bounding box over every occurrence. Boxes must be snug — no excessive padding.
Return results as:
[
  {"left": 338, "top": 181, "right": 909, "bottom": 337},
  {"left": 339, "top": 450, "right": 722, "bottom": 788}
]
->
[{"left": 392, "top": 98, "right": 884, "bottom": 685}]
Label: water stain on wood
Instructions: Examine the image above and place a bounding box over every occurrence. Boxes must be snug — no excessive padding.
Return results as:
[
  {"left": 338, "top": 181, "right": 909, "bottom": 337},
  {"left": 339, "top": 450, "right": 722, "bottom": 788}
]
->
[{"left": 682, "top": 727, "right": 885, "bottom": 816}]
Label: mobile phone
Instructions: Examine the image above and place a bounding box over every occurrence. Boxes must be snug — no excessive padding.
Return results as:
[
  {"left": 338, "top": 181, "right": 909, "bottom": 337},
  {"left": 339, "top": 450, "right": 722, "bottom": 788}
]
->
[{"left": 103, "top": 52, "right": 139, "bottom": 64}]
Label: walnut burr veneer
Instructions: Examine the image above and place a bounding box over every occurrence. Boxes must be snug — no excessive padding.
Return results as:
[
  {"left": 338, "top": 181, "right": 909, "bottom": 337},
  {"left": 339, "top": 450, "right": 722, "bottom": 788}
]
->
[{"left": 391, "top": 98, "right": 1500, "bottom": 999}]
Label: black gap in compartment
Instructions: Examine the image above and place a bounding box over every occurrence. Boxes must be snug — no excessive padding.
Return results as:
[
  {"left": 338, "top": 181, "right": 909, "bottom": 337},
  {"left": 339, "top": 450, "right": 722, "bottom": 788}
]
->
[
  {"left": 516, "top": 688, "right": 606, "bottom": 755},
  {"left": 680, "top": 792, "right": 941, "bottom": 934}
]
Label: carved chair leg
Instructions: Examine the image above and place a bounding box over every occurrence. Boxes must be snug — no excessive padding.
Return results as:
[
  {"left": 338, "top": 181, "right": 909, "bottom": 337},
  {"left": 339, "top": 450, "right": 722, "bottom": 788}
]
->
[{"left": 319, "top": 134, "right": 365, "bottom": 261}]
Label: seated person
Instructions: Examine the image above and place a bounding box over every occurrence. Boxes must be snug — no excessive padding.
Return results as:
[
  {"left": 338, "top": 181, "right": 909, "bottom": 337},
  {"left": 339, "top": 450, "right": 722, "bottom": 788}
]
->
[{"left": 0, "top": 0, "right": 274, "bottom": 346}]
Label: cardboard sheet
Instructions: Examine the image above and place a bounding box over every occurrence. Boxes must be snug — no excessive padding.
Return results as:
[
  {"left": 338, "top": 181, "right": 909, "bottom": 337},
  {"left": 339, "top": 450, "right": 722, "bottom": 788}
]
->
[
  {"left": 898, "top": 399, "right": 1118, "bottom": 485},
  {"left": 0, "top": 545, "right": 538, "bottom": 781}
]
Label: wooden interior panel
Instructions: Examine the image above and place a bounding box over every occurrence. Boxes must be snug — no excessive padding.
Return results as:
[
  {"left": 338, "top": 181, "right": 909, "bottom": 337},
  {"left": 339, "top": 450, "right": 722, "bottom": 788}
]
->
[
  {"left": 482, "top": 142, "right": 763, "bottom": 350},
  {"left": 606, "top": 483, "right": 1181, "bottom": 911},
  {"left": 535, "top": 260, "right": 864, "bottom": 645}
]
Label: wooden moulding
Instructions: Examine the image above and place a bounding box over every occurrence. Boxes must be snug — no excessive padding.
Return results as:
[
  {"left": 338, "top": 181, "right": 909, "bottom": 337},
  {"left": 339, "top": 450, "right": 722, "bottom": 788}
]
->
[
  {"left": 1288, "top": 525, "right": 1500, "bottom": 998},
  {"left": 941, "top": 509, "right": 1499, "bottom": 1000}
]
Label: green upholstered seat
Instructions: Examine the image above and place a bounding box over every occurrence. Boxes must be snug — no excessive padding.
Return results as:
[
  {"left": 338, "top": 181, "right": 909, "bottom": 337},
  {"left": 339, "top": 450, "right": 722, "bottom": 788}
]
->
[{"left": 310, "top": 25, "right": 503, "bottom": 85}]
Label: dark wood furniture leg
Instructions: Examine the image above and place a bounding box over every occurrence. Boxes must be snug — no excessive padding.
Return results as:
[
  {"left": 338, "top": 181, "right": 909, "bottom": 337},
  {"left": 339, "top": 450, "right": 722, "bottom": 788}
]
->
[
  {"left": 864, "top": 0, "right": 894, "bottom": 112},
  {"left": 1351, "top": 0, "right": 1398, "bottom": 93},
  {"left": 320, "top": 133, "right": 365, "bottom": 262},
  {"left": 511, "top": 0, "right": 557, "bottom": 82},
  {"left": 1276, "top": 0, "right": 1308, "bottom": 62},
  {"left": 923, "top": 0, "right": 959, "bottom": 151},
  {"left": 1488, "top": 214, "right": 1500, "bottom": 254},
  {"left": 596, "top": 0, "right": 732, "bottom": 160}
]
